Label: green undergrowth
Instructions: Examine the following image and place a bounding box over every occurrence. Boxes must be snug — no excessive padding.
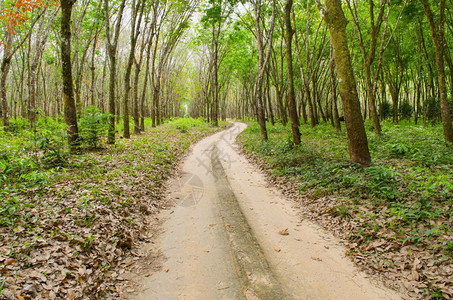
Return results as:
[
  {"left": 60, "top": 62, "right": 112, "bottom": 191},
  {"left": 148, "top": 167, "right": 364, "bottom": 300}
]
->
[
  {"left": 0, "top": 116, "right": 228, "bottom": 298},
  {"left": 239, "top": 120, "right": 453, "bottom": 298}
]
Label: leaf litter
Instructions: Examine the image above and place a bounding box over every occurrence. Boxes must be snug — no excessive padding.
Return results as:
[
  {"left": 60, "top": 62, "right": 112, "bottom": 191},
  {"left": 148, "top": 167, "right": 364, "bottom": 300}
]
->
[{"left": 0, "top": 122, "right": 227, "bottom": 299}]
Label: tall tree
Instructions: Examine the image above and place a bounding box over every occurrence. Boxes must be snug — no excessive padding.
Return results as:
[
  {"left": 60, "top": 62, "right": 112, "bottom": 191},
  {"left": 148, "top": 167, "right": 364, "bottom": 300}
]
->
[
  {"left": 103, "top": 0, "right": 127, "bottom": 144},
  {"left": 284, "top": 0, "right": 300, "bottom": 145},
  {"left": 345, "top": 0, "right": 389, "bottom": 134},
  {"left": 1, "top": 0, "right": 44, "bottom": 130},
  {"left": 123, "top": 0, "right": 145, "bottom": 139},
  {"left": 315, "top": 0, "right": 371, "bottom": 166},
  {"left": 61, "top": 0, "right": 80, "bottom": 151},
  {"left": 28, "top": 6, "right": 59, "bottom": 127},
  {"left": 252, "top": 0, "right": 276, "bottom": 141},
  {"left": 419, "top": 0, "right": 453, "bottom": 143},
  {"left": 329, "top": 45, "right": 341, "bottom": 131}
]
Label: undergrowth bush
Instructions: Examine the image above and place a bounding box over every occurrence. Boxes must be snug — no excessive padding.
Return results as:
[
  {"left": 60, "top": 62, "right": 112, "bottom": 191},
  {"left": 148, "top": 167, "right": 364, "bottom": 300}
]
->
[{"left": 79, "top": 106, "right": 110, "bottom": 149}]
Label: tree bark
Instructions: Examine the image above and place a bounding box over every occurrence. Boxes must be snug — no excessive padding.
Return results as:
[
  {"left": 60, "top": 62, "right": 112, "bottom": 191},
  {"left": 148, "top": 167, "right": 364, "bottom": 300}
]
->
[
  {"left": 420, "top": 0, "right": 453, "bottom": 143},
  {"left": 329, "top": 46, "right": 341, "bottom": 131},
  {"left": 104, "top": 0, "right": 126, "bottom": 144},
  {"left": 61, "top": 0, "right": 80, "bottom": 152},
  {"left": 284, "top": 0, "right": 301, "bottom": 145},
  {"left": 253, "top": 0, "right": 276, "bottom": 141},
  {"left": 0, "top": 52, "right": 11, "bottom": 130},
  {"left": 123, "top": 0, "right": 145, "bottom": 139},
  {"left": 316, "top": 0, "right": 371, "bottom": 166}
]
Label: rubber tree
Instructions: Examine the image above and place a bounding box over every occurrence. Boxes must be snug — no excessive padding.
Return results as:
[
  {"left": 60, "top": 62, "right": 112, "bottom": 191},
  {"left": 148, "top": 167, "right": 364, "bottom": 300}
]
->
[
  {"left": 345, "top": 0, "right": 389, "bottom": 134},
  {"left": 103, "top": 0, "right": 127, "bottom": 144},
  {"left": 329, "top": 45, "right": 341, "bottom": 132},
  {"left": 252, "top": 0, "right": 276, "bottom": 141},
  {"left": 419, "top": 0, "right": 453, "bottom": 143},
  {"left": 123, "top": 0, "right": 146, "bottom": 139},
  {"left": 29, "top": 7, "right": 59, "bottom": 127},
  {"left": 315, "top": 0, "right": 371, "bottom": 166},
  {"left": 61, "top": 0, "right": 80, "bottom": 152},
  {"left": 201, "top": 1, "right": 223, "bottom": 126},
  {"left": 0, "top": 1, "right": 44, "bottom": 130},
  {"left": 284, "top": 0, "right": 301, "bottom": 145}
]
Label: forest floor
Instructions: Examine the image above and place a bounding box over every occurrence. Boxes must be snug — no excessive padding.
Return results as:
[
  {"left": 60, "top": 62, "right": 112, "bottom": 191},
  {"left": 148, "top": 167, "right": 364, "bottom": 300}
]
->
[
  {"left": 238, "top": 120, "right": 453, "bottom": 300},
  {"left": 128, "top": 122, "right": 400, "bottom": 300},
  {"left": 1, "top": 119, "right": 451, "bottom": 299},
  {"left": 0, "top": 118, "right": 228, "bottom": 299}
]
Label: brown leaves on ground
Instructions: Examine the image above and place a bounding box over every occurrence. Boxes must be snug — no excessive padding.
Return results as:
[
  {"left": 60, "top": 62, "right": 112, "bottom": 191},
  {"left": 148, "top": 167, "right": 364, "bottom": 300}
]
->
[
  {"left": 278, "top": 228, "right": 289, "bottom": 236},
  {"left": 0, "top": 123, "right": 226, "bottom": 299},
  {"left": 241, "top": 150, "right": 453, "bottom": 300}
]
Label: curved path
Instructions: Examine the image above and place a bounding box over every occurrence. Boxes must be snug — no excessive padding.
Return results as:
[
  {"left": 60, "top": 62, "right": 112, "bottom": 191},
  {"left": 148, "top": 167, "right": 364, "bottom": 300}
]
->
[{"left": 129, "top": 122, "right": 401, "bottom": 300}]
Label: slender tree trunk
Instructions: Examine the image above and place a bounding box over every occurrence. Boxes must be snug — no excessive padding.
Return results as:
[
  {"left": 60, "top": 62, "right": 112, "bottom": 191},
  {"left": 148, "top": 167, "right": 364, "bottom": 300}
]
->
[
  {"left": 253, "top": 0, "right": 276, "bottom": 141},
  {"left": 1, "top": 58, "right": 11, "bottom": 130},
  {"left": 266, "top": 73, "right": 275, "bottom": 125},
  {"left": 0, "top": 32, "right": 13, "bottom": 130},
  {"left": 420, "top": 0, "right": 453, "bottom": 142},
  {"left": 285, "top": 0, "right": 300, "bottom": 145},
  {"left": 316, "top": 0, "right": 371, "bottom": 166},
  {"left": 90, "top": 30, "right": 99, "bottom": 106},
  {"left": 104, "top": 0, "right": 126, "bottom": 144},
  {"left": 300, "top": 91, "right": 307, "bottom": 124},
  {"left": 329, "top": 46, "right": 341, "bottom": 131},
  {"left": 61, "top": 0, "right": 80, "bottom": 152},
  {"left": 132, "top": 64, "right": 141, "bottom": 134},
  {"left": 276, "top": 87, "right": 287, "bottom": 126},
  {"left": 211, "top": 23, "right": 220, "bottom": 127}
]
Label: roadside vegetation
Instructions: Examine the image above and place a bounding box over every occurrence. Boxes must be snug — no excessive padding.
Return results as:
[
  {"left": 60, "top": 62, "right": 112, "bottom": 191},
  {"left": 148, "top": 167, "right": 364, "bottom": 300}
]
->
[
  {"left": 239, "top": 120, "right": 453, "bottom": 299},
  {"left": 0, "top": 116, "right": 227, "bottom": 299}
]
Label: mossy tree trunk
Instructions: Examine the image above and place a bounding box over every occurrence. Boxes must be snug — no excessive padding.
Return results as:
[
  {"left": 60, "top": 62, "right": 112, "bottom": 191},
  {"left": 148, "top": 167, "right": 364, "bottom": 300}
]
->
[
  {"left": 61, "top": 0, "right": 80, "bottom": 152},
  {"left": 316, "top": 0, "right": 371, "bottom": 166}
]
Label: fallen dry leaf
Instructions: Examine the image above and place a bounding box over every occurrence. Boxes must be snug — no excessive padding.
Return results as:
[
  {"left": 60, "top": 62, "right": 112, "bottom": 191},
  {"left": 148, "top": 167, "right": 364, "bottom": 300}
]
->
[
  {"left": 278, "top": 228, "right": 289, "bottom": 236},
  {"left": 4, "top": 258, "right": 17, "bottom": 266},
  {"left": 311, "top": 256, "right": 323, "bottom": 262}
]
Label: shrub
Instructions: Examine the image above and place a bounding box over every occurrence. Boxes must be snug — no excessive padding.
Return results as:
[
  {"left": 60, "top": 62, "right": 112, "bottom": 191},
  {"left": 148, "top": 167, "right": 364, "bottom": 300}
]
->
[
  {"left": 425, "top": 96, "right": 441, "bottom": 124},
  {"left": 79, "top": 106, "right": 110, "bottom": 149},
  {"left": 379, "top": 101, "right": 392, "bottom": 120},
  {"left": 399, "top": 102, "right": 413, "bottom": 120}
]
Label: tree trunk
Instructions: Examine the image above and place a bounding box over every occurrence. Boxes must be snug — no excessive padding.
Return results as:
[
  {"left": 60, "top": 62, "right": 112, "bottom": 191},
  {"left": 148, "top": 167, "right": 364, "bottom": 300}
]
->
[
  {"left": 420, "top": 0, "right": 453, "bottom": 143},
  {"left": 1, "top": 57, "right": 11, "bottom": 130},
  {"left": 61, "top": 0, "right": 80, "bottom": 152},
  {"left": 0, "top": 32, "right": 13, "bottom": 130},
  {"left": 329, "top": 46, "right": 341, "bottom": 131},
  {"left": 253, "top": 0, "right": 276, "bottom": 141},
  {"left": 132, "top": 63, "right": 141, "bottom": 134},
  {"left": 284, "top": 0, "right": 301, "bottom": 145},
  {"left": 266, "top": 73, "right": 275, "bottom": 125},
  {"left": 104, "top": 0, "right": 126, "bottom": 144},
  {"left": 211, "top": 23, "right": 220, "bottom": 127},
  {"left": 317, "top": 0, "right": 371, "bottom": 166}
]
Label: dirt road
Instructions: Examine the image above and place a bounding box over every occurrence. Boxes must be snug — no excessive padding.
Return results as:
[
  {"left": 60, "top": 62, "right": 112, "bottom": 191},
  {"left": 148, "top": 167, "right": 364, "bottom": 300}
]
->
[{"left": 129, "top": 122, "right": 401, "bottom": 300}]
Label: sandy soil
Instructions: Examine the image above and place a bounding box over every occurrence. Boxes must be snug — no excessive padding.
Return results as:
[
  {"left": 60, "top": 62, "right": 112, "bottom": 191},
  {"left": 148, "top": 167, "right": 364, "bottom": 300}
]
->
[{"left": 128, "top": 122, "right": 402, "bottom": 300}]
